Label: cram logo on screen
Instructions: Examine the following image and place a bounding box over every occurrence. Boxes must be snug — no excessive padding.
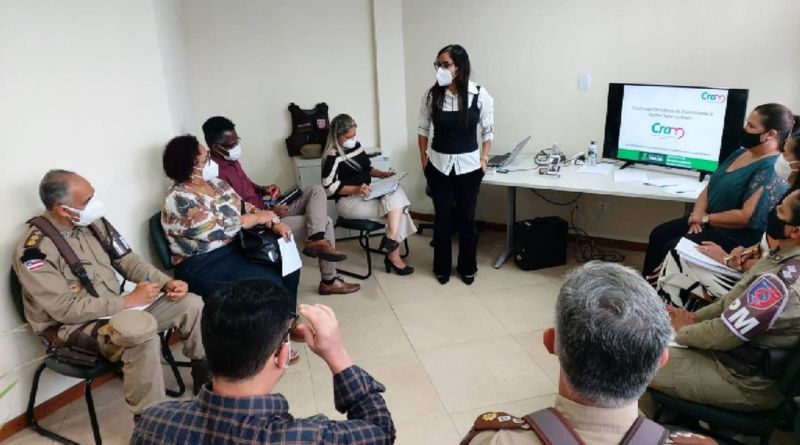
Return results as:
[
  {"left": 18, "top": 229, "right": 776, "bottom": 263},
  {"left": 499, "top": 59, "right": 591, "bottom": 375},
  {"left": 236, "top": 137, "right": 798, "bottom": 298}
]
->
[
  {"left": 701, "top": 91, "right": 726, "bottom": 104},
  {"left": 650, "top": 122, "right": 686, "bottom": 140}
]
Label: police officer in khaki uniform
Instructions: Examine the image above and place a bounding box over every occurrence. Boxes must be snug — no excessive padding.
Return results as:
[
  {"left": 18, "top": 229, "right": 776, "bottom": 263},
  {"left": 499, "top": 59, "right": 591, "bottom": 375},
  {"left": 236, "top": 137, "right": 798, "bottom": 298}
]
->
[
  {"left": 13, "top": 169, "right": 208, "bottom": 415},
  {"left": 462, "top": 263, "right": 715, "bottom": 445},
  {"left": 643, "top": 189, "right": 800, "bottom": 414}
]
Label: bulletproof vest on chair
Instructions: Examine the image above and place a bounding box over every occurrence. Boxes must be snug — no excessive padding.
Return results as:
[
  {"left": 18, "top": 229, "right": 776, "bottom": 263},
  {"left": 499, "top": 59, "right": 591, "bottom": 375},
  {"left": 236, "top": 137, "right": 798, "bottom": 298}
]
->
[{"left": 285, "top": 102, "right": 329, "bottom": 158}]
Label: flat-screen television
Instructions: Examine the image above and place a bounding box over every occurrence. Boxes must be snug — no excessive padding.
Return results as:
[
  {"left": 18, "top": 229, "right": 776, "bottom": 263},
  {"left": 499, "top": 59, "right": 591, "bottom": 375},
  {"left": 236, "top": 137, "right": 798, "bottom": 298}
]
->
[{"left": 603, "top": 83, "right": 749, "bottom": 173}]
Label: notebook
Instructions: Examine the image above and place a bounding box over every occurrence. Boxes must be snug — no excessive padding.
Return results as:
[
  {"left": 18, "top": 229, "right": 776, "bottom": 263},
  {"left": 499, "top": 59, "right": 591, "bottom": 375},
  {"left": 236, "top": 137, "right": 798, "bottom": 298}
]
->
[
  {"left": 675, "top": 238, "right": 742, "bottom": 278},
  {"left": 365, "top": 172, "right": 408, "bottom": 200}
]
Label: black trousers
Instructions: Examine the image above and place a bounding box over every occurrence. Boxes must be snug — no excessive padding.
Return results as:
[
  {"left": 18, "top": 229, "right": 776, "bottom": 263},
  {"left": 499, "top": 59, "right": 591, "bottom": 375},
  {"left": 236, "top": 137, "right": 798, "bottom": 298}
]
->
[
  {"left": 425, "top": 163, "right": 484, "bottom": 277},
  {"left": 642, "top": 216, "right": 742, "bottom": 278}
]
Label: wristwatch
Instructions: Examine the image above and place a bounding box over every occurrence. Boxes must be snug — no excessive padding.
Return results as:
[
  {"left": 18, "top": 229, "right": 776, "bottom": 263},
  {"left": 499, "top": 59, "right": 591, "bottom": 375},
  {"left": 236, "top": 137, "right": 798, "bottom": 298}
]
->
[{"left": 702, "top": 214, "right": 710, "bottom": 225}]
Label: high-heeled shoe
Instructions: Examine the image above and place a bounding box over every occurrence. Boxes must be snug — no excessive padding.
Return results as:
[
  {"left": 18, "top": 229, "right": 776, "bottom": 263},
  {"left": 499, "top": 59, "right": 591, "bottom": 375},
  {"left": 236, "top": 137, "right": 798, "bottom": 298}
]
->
[
  {"left": 436, "top": 274, "right": 450, "bottom": 285},
  {"left": 379, "top": 236, "right": 400, "bottom": 253},
  {"left": 459, "top": 274, "right": 475, "bottom": 285},
  {"left": 384, "top": 256, "right": 414, "bottom": 275}
]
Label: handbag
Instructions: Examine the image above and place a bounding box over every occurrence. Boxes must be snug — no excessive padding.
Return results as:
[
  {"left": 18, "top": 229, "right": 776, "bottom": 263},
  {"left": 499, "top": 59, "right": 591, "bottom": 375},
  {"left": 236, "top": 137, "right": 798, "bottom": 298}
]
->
[{"left": 237, "top": 202, "right": 282, "bottom": 264}]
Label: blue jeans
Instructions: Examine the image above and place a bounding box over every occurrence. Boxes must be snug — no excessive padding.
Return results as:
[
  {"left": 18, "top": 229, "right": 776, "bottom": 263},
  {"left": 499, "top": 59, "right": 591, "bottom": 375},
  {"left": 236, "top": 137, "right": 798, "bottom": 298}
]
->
[{"left": 175, "top": 243, "right": 300, "bottom": 306}]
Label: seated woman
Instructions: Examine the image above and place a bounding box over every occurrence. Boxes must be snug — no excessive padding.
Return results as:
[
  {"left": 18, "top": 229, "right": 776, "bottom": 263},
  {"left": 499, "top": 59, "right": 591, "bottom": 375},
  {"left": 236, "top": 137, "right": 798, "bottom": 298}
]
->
[
  {"left": 643, "top": 103, "right": 797, "bottom": 279},
  {"left": 321, "top": 114, "right": 417, "bottom": 275},
  {"left": 160, "top": 135, "right": 300, "bottom": 305},
  {"left": 655, "top": 128, "right": 800, "bottom": 308}
]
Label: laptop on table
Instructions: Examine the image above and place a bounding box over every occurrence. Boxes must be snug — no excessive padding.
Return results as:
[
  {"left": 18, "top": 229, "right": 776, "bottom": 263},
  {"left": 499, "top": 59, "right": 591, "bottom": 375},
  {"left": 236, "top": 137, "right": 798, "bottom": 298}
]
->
[{"left": 487, "top": 136, "right": 531, "bottom": 168}]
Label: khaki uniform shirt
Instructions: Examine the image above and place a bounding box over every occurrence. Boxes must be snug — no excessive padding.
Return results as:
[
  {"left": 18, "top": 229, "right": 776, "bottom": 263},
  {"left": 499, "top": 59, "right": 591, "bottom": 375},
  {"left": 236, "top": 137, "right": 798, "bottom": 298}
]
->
[
  {"left": 466, "top": 396, "right": 640, "bottom": 445},
  {"left": 675, "top": 244, "right": 800, "bottom": 391},
  {"left": 13, "top": 213, "right": 169, "bottom": 336}
]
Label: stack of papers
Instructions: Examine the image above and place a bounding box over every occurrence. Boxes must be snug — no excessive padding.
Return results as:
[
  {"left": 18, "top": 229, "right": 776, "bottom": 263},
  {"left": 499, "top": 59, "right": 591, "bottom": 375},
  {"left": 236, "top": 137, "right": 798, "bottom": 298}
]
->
[
  {"left": 614, "top": 169, "right": 647, "bottom": 183},
  {"left": 675, "top": 238, "right": 741, "bottom": 278},
  {"left": 576, "top": 163, "right": 614, "bottom": 175}
]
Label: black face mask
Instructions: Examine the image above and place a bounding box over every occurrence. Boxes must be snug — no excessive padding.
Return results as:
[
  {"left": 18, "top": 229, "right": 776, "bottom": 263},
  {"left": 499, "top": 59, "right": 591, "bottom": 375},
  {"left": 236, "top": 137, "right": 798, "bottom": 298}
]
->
[
  {"left": 740, "top": 128, "right": 765, "bottom": 149},
  {"left": 767, "top": 208, "right": 790, "bottom": 240}
]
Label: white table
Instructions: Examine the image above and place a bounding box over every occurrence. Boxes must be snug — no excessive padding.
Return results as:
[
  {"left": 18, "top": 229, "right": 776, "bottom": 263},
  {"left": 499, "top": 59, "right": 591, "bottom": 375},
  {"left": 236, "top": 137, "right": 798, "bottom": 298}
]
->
[{"left": 483, "top": 156, "right": 705, "bottom": 268}]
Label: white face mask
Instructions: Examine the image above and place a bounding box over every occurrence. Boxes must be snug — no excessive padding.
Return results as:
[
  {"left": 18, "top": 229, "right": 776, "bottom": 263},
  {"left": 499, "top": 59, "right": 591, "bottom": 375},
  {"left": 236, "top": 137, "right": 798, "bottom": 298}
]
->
[
  {"left": 65, "top": 197, "right": 107, "bottom": 227},
  {"left": 224, "top": 143, "right": 242, "bottom": 161},
  {"left": 774, "top": 154, "right": 798, "bottom": 182},
  {"left": 342, "top": 138, "right": 357, "bottom": 149},
  {"left": 195, "top": 160, "right": 219, "bottom": 181},
  {"left": 436, "top": 67, "right": 453, "bottom": 87}
]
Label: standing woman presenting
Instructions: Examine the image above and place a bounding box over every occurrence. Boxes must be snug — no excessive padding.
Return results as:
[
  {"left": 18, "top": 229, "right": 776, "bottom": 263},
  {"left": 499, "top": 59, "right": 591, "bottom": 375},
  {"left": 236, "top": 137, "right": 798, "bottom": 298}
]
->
[{"left": 418, "top": 44, "right": 494, "bottom": 285}]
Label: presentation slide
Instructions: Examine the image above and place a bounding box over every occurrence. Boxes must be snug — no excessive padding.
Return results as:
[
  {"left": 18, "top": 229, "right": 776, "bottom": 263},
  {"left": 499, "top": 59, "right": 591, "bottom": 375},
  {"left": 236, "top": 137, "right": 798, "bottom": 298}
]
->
[{"left": 617, "top": 85, "right": 729, "bottom": 171}]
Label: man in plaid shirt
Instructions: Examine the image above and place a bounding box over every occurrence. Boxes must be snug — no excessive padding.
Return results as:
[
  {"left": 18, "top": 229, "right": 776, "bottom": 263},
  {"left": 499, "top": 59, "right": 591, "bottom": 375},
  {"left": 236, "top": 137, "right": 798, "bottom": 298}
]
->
[{"left": 131, "top": 280, "right": 395, "bottom": 444}]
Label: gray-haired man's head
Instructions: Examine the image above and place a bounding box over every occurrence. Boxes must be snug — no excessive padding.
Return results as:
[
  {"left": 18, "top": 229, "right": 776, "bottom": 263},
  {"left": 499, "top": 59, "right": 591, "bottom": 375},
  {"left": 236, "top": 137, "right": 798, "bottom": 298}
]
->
[
  {"left": 39, "top": 169, "right": 79, "bottom": 210},
  {"left": 552, "top": 261, "right": 672, "bottom": 407}
]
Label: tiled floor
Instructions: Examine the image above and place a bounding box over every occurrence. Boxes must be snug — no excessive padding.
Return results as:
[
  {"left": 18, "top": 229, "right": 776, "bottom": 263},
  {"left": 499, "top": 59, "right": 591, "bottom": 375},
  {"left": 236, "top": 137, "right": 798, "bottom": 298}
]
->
[{"left": 2, "top": 231, "right": 794, "bottom": 444}]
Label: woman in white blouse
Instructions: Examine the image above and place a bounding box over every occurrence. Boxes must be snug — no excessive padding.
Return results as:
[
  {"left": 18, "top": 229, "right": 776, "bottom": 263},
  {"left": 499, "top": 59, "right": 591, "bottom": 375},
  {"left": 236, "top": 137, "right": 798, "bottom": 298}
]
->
[{"left": 418, "top": 44, "right": 494, "bottom": 285}]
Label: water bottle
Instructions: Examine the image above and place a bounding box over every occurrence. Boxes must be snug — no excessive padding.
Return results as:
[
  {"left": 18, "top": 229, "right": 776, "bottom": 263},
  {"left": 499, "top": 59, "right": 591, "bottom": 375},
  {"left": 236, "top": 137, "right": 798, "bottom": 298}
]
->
[
  {"left": 587, "top": 140, "right": 597, "bottom": 166},
  {"left": 551, "top": 142, "right": 562, "bottom": 158}
]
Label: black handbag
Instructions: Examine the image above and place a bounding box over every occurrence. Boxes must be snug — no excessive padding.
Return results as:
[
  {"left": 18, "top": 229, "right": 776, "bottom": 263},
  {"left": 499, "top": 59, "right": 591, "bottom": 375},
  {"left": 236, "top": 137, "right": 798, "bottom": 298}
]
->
[{"left": 238, "top": 203, "right": 282, "bottom": 264}]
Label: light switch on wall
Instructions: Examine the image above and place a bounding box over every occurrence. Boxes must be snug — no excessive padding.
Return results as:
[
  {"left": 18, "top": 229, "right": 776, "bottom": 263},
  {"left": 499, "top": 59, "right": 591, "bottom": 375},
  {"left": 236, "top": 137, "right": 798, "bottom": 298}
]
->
[{"left": 578, "top": 74, "right": 591, "bottom": 91}]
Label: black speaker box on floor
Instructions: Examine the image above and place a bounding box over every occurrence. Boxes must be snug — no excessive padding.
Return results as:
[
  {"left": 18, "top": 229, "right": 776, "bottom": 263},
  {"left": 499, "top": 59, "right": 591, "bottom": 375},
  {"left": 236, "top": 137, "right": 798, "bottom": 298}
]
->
[{"left": 513, "top": 216, "right": 568, "bottom": 271}]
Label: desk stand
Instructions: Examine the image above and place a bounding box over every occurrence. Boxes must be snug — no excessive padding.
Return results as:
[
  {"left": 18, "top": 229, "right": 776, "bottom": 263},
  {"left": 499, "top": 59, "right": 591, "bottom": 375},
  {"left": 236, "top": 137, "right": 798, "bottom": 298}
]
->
[{"left": 493, "top": 186, "right": 517, "bottom": 268}]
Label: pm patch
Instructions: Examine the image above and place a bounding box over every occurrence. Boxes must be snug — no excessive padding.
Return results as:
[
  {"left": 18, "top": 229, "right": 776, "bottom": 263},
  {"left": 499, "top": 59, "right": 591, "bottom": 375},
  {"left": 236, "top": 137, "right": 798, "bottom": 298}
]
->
[{"left": 722, "top": 274, "right": 788, "bottom": 341}]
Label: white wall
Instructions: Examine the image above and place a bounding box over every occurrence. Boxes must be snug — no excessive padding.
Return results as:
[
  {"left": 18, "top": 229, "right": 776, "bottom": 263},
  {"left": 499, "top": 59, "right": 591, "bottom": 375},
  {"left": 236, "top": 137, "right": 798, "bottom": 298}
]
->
[
  {"left": 0, "top": 0, "right": 189, "bottom": 423},
  {"left": 402, "top": 0, "right": 800, "bottom": 242},
  {"left": 179, "top": 0, "right": 381, "bottom": 189}
]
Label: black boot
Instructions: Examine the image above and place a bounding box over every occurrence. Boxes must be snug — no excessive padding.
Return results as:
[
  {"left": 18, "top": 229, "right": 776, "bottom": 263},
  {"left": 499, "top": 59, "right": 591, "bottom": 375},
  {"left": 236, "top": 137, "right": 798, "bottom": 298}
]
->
[{"left": 191, "top": 359, "right": 211, "bottom": 395}]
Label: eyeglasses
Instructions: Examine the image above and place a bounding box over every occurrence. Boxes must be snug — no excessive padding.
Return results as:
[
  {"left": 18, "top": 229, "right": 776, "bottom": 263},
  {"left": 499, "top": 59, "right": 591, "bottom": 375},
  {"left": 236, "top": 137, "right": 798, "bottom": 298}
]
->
[
  {"left": 218, "top": 137, "right": 241, "bottom": 150},
  {"left": 433, "top": 61, "right": 454, "bottom": 69},
  {"left": 273, "top": 312, "right": 299, "bottom": 356}
]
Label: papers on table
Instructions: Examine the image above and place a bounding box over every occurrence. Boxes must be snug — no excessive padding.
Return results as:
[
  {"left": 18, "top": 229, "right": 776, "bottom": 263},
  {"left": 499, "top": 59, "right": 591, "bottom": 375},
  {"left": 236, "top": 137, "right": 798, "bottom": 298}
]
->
[
  {"left": 613, "top": 169, "right": 647, "bottom": 183},
  {"left": 643, "top": 176, "right": 706, "bottom": 197},
  {"left": 675, "top": 238, "right": 742, "bottom": 278},
  {"left": 279, "top": 235, "right": 302, "bottom": 277},
  {"left": 576, "top": 163, "right": 614, "bottom": 175},
  {"left": 662, "top": 183, "right": 705, "bottom": 197},
  {"left": 365, "top": 172, "right": 407, "bottom": 200}
]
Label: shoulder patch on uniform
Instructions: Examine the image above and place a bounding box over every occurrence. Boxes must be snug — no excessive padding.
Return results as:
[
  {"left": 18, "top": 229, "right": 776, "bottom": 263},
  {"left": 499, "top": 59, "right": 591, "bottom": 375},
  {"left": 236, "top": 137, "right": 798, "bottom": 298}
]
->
[
  {"left": 20, "top": 247, "right": 46, "bottom": 272},
  {"left": 470, "top": 412, "right": 530, "bottom": 432},
  {"left": 24, "top": 230, "right": 43, "bottom": 248},
  {"left": 779, "top": 259, "right": 800, "bottom": 284},
  {"left": 722, "top": 273, "right": 788, "bottom": 341}
]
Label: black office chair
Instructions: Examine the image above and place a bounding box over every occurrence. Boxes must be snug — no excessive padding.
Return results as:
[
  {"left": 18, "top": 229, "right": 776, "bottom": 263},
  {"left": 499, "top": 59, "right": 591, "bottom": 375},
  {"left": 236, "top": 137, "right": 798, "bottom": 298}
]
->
[
  {"left": 335, "top": 218, "right": 409, "bottom": 280},
  {"left": 148, "top": 212, "right": 192, "bottom": 397},
  {"left": 10, "top": 268, "right": 116, "bottom": 445},
  {"left": 11, "top": 262, "right": 190, "bottom": 445}
]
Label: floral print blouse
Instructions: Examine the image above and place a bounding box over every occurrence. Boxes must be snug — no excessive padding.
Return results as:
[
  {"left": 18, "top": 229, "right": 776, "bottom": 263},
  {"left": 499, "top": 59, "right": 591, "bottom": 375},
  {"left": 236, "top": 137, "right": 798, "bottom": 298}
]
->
[{"left": 161, "top": 178, "right": 256, "bottom": 265}]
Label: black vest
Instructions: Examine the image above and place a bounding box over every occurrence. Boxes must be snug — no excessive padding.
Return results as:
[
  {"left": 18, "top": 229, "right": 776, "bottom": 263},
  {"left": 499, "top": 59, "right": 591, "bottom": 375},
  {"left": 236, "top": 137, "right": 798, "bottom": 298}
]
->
[
  {"left": 431, "top": 85, "right": 481, "bottom": 154},
  {"left": 285, "top": 102, "right": 329, "bottom": 156}
]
